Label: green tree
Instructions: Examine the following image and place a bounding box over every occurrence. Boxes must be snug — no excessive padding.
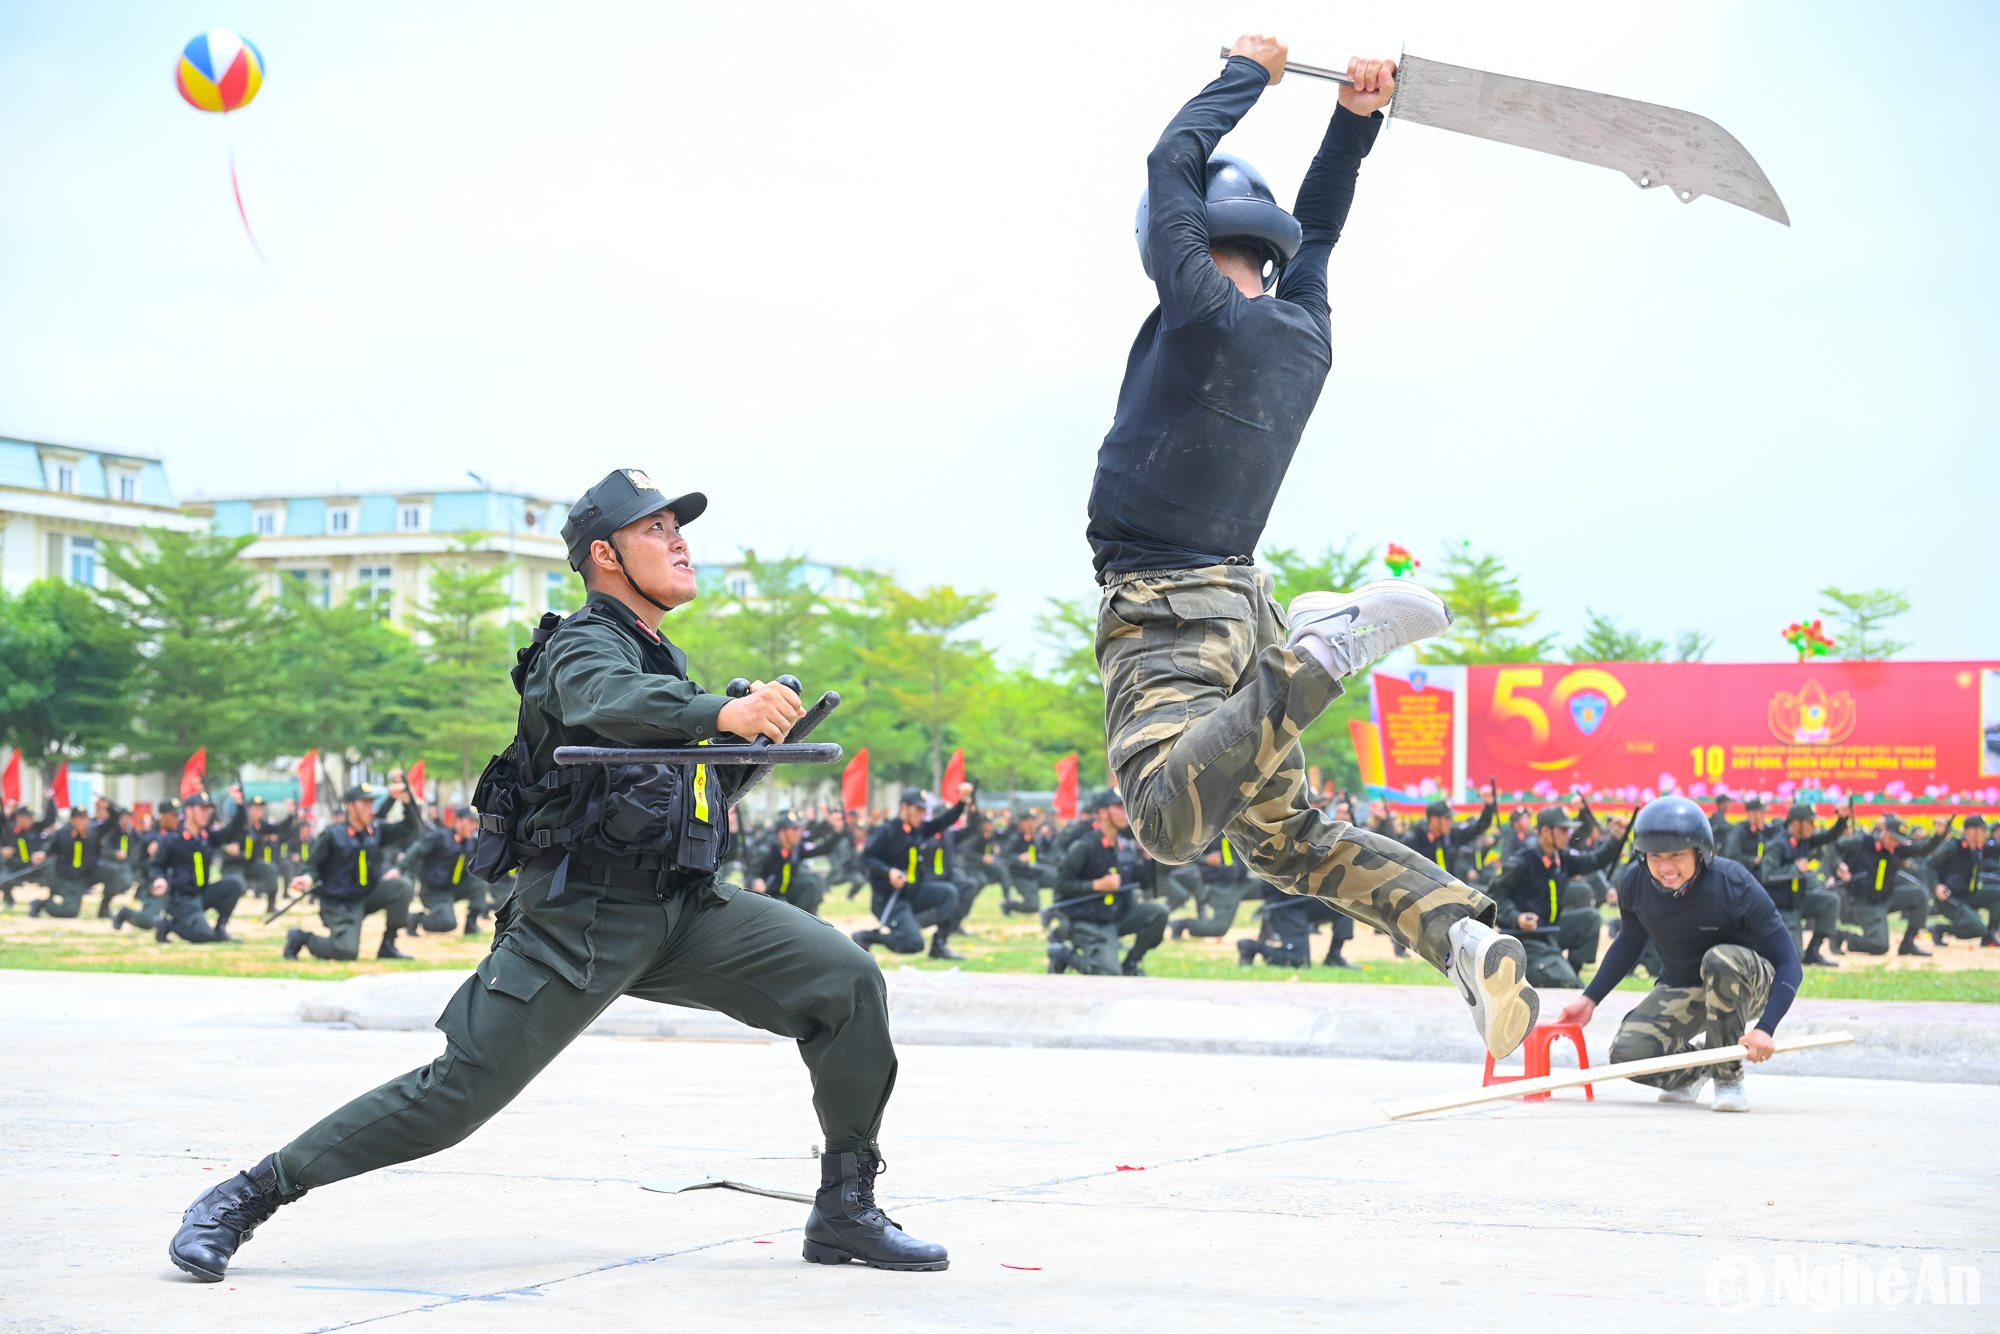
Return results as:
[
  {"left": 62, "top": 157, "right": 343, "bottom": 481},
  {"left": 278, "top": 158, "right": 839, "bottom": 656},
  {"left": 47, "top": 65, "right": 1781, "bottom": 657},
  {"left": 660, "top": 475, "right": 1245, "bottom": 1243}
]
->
[
  {"left": 1419, "top": 547, "right": 1556, "bottom": 664},
  {"left": 408, "top": 539, "right": 519, "bottom": 795},
  {"left": 1028, "top": 596, "right": 1106, "bottom": 788},
  {"left": 262, "top": 583, "right": 426, "bottom": 789},
  {"left": 1262, "top": 539, "right": 1374, "bottom": 605},
  {"left": 99, "top": 531, "right": 272, "bottom": 777},
  {"left": 1568, "top": 610, "right": 1666, "bottom": 662},
  {"left": 0, "top": 580, "right": 141, "bottom": 779},
  {"left": 1672, "top": 630, "right": 1714, "bottom": 662},
  {"left": 853, "top": 583, "right": 995, "bottom": 787},
  {"left": 1817, "top": 586, "right": 1913, "bottom": 660}
]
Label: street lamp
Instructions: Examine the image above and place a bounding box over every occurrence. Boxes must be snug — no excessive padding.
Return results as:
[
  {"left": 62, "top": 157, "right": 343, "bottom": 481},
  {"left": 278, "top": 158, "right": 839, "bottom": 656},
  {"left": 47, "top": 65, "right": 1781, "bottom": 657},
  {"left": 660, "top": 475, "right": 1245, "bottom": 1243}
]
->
[{"left": 466, "top": 470, "right": 518, "bottom": 645}]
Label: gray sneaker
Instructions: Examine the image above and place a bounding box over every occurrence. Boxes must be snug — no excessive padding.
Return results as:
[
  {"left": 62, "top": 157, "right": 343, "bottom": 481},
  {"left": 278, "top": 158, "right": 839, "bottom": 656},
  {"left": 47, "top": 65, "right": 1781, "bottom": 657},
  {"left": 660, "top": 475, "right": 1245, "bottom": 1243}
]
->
[
  {"left": 1286, "top": 581, "right": 1452, "bottom": 680},
  {"left": 1711, "top": 1080, "right": 1750, "bottom": 1113},
  {"left": 1658, "top": 1079, "right": 1706, "bottom": 1105},
  {"left": 1446, "top": 918, "right": 1539, "bottom": 1060}
]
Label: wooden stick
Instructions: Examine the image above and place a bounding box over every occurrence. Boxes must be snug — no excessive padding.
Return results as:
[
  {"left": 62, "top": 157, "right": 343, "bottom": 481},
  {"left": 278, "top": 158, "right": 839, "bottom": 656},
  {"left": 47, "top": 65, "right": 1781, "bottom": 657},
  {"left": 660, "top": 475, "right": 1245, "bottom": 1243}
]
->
[{"left": 1377, "top": 1030, "right": 1856, "bottom": 1121}]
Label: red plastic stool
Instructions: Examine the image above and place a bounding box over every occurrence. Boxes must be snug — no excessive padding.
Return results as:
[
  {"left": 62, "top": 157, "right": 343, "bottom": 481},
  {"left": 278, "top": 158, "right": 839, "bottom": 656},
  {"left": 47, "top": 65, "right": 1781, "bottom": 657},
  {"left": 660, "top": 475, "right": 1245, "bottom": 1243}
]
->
[{"left": 1481, "top": 1022, "right": 1593, "bottom": 1102}]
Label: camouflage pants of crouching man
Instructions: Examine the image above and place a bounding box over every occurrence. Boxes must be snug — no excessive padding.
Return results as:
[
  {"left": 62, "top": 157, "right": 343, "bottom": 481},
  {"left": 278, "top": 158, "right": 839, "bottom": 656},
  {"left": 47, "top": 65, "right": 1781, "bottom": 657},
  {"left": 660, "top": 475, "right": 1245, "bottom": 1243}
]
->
[
  {"left": 1609, "top": 944, "right": 1774, "bottom": 1090},
  {"left": 1096, "top": 564, "right": 1498, "bottom": 971}
]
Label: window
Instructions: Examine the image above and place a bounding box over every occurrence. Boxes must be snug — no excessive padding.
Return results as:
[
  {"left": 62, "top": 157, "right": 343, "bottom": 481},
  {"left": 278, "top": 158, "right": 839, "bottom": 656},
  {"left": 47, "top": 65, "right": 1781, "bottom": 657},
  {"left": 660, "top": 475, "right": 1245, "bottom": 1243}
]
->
[
  {"left": 68, "top": 536, "right": 97, "bottom": 586},
  {"left": 328, "top": 507, "right": 355, "bottom": 534},
  {"left": 281, "top": 568, "right": 331, "bottom": 608},
  {"left": 729, "top": 577, "right": 750, "bottom": 598},
  {"left": 357, "top": 565, "right": 394, "bottom": 619},
  {"left": 116, "top": 473, "right": 137, "bottom": 502},
  {"left": 399, "top": 505, "right": 426, "bottom": 532},
  {"left": 254, "top": 510, "right": 278, "bottom": 536},
  {"left": 55, "top": 465, "right": 76, "bottom": 493}
]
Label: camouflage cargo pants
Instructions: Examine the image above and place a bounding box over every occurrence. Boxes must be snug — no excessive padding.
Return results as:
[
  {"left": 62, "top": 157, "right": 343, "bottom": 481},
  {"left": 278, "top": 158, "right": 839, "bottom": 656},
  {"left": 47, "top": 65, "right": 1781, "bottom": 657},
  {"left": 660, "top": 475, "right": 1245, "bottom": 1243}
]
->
[
  {"left": 1609, "top": 944, "right": 1774, "bottom": 1088},
  {"left": 1096, "top": 564, "right": 1496, "bottom": 971}
]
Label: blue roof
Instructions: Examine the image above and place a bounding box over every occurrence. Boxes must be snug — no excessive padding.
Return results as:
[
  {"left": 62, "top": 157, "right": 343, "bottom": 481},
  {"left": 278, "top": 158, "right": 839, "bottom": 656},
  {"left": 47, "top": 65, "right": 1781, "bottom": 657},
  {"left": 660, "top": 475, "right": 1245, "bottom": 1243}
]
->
[
  {"left": 204, "top": 488, "right": 571, "bottom": 540},
  {"left": 0, "top": 438, "right": 178, "bottom": 505}
]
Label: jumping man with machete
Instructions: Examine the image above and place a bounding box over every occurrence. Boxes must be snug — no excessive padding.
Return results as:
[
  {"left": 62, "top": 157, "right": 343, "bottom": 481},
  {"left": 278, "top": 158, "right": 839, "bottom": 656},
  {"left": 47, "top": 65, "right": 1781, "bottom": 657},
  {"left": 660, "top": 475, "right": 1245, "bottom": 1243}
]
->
[{"left": 1089, "top": 34, "right": 1540, "bottom": 1059}]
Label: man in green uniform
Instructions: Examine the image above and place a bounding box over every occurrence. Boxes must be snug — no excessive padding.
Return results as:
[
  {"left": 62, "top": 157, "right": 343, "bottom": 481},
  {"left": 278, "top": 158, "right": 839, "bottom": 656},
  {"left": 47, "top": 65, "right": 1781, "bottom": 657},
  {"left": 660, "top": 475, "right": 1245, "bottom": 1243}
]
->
[
  {"left": 1929, "top": 814, "right": 1999, "bottom": 947},
  {"left": 1046, "top": 791, "right": 1169, "bottom": 976},
  {"left": 29, "top": 806, "right": 99, "bottom": 918},
  {"left": 1169, "top": 834, "right": 1251, "bottom": 941},
  {"left": 280, "top": 787, "right": 416, "bottom": 961},
  {"left": 403, "top": 805, "right": 490, "bottom": 936},
  {"left": 92, "top": 800, "right": 140, "bottom": 919},
  {"left": 1835, "top": 811, "right": 1952, "bottom": 955},
  {"left": 172, "top": 468, "right": 945, "bottom": 1283},
  {"left": 111, "top": 802, "right": 172, "bottom": 933},
  {"left": 1492, "top": 806, "right": 1627, "bottom": 988},
  {"left": 1755, "top": 802, "right": 1847, "bottom": 965}
]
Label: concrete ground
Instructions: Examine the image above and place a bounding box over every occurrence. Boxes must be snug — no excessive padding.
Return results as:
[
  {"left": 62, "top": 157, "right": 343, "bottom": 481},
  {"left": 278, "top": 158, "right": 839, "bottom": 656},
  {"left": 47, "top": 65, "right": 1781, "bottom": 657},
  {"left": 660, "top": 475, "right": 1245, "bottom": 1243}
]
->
[{"left": 4, "top": 971, "right": 1995, "bottom": 1333}]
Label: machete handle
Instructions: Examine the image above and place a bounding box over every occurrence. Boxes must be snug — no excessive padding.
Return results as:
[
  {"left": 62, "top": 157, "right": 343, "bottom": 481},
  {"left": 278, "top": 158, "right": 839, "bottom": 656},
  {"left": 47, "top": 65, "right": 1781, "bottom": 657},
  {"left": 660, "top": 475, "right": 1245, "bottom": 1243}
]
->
[{"left": 1218, "top": 46, "right": 1355, "bottom": 87}]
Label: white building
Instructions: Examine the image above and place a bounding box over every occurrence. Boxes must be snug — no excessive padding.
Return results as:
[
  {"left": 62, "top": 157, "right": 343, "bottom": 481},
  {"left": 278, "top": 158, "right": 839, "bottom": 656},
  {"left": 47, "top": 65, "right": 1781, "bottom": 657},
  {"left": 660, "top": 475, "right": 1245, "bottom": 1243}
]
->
[
  {"left": 0, "top": 435, "right": 206, "bottom": 594},
  {"left": 183, "top": 485, "right": 579, "bottom": 628}
]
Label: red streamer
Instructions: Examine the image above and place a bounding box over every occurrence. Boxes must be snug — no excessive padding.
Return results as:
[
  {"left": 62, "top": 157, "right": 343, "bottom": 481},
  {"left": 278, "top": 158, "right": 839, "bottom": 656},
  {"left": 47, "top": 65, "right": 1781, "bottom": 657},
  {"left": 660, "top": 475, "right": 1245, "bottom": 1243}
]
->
[{"left": 229, "top": 148, "right": 267, "bottom": 264}]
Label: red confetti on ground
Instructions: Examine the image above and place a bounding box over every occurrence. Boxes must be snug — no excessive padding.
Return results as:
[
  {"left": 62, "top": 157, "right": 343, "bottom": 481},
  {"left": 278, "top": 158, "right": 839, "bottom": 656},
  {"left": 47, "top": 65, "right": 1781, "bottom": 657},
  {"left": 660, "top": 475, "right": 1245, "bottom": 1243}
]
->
[
  {"left": 753, "top": 1240, "right": 773, "bottom": 1245},
  {"left": 1114, "top": 1165, "right": 1146, "bottom": 1172},
  {"left": 202, "top": 1167, "right": 214, "bottom": 1172},
  {"left": 1001, "top": 1264, "right": 1042, "bottom": 1271}
]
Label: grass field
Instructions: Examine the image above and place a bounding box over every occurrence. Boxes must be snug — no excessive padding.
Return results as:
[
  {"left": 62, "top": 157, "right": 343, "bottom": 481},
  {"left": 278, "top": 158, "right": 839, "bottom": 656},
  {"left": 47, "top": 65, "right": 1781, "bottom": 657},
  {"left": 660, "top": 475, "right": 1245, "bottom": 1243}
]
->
[{"left": 4, "top": 882, "right": 1997, "bottom": 1003}]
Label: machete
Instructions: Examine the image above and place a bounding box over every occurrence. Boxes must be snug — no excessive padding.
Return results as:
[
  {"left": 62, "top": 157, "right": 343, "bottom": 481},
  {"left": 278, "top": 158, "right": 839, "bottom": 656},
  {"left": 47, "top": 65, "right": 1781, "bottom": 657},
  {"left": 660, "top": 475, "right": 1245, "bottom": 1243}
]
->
[{"left": 1221, "top": 48, "right": 1788, "bottom": 225}]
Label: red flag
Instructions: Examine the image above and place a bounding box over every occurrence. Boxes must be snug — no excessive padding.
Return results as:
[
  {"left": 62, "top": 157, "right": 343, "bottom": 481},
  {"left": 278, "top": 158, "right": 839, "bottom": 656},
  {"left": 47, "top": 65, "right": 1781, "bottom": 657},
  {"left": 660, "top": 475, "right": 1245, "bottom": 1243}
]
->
[
  {"left": 940, "top": 749, "right": 965, "bottom": 805},
  {"left": 841, "top": 748, "right": 869, "bottom": 814},
  {"left": 50, "top": 763, "right": 70, "bottom": 809},
  {"left": 1054, "top": 753, "right": 1080, "bottom": 822},
  {"left": 1, "top": 750, "right": 19, "bottom": 808},
  {"left": 180, "top": 748, "right": 207, "bottom": 798},
  {"left": 298, "top": 750, "right": 318, "bottom": 811},
  {"left": 409, "top": 759, "right": 427, "bottom": 804}
]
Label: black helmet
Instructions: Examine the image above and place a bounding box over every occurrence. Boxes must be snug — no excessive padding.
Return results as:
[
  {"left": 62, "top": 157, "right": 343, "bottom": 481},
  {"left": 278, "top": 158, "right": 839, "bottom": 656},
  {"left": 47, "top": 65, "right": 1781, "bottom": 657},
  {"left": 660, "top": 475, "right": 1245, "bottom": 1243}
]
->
[
  {"left": 1633, "top": 795, "right": 1715, "bottom": 865},
  {"left": 1135, "top": 152, "right": 1301, "bottom": 292}
]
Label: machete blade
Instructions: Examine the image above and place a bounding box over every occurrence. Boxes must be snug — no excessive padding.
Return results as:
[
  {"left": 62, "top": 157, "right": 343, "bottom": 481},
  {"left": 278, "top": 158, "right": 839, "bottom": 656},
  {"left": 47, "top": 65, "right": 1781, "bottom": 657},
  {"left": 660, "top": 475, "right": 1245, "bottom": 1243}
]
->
[{"left": 1392, "top": 53, "right": 1789, "bottom": 226}]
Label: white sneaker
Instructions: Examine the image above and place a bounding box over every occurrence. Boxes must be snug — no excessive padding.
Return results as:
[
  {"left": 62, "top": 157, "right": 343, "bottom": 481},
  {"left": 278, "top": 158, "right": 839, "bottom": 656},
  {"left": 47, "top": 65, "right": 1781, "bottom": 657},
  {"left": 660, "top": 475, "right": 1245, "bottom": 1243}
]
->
[
  {"left": 1658, "top": 1079, "right": 1706, "bottom": 1105},
  {"left": 1711, "top": 1080, "right": 1750, "bottom": 1113},
  {"left": 1286, "top": 581, "right": 1452, "bottom": 680},
  {"left": 1446, "top": 918, "right": 1539, "bottom": 1060}
]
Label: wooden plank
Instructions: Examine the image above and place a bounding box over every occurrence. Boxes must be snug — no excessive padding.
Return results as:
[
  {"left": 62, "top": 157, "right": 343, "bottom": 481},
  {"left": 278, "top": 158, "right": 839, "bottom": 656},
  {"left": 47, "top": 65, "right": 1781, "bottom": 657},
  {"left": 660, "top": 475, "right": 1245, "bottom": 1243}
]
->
[{"left": 1377, "top": 1030, "right": 1856, "bottom": 1121}]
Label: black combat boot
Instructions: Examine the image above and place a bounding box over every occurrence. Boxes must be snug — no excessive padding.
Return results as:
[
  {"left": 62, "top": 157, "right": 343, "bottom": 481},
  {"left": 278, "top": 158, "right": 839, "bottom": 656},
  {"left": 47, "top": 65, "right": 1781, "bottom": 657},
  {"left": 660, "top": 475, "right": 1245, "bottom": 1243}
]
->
[
  {"left": 1046, "top": 942, "right": 1073, "bottom": 974},
  {"left": 1802, "top": 933, "right": 1839, "bottom": 968},
  {"left": 927, "top": 930, "right": 965, "bottom": 962},
  {"left": 1120, "top": 949, "right": 1148, "bottom": 977},
  {"left": 28, "top": 899, "right": 44, "bottom": 917},
  {"left": 377, "top": 931, "right": 412, "bottom": 961},
  {"left": 850, "top": 928, "right": 885, "bottom": 951},
  {"left": 1322, "top": 945, "right": 1358, "bottom": 970},
  {"left": 801, "top": 1149, "right": 947, "bottom": 1272},
  {"left": 1896, "top": 925, "right": 1931, "bottom": 958},
  {"left": 155, "top": 917, "right": 172, "bottom": 943},
  {"left": 283, "top": 928, "right": 308, "bottom": 960},
  {"left": 169, "top": 1153, "right": 305, "bottom": 1281},
  {"left": 1237, "top": 938, "right": 1259, "bottom": 966}
]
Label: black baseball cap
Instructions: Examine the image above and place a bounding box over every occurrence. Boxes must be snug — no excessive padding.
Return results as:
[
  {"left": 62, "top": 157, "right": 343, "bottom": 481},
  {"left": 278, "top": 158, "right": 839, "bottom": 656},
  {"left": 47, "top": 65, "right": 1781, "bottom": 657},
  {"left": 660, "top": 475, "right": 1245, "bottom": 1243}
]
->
[
  {"left": 67, "top": 806, "right": 90, "bottom": 819},
  {"left": 1785, "top": 803, "right": 1816, "bottom": 824},
  {"left": 1964, "top": 814, "right": 1988, "bottom": 830},
  {"left": 341, "top": 784, "right": 374, "bottom": 804},
  {"left": 562, "top": 468, "right": 706, "bottom": 570},
  {"left": 1880, "top": 814, "right": 1912, "bottom": 838},
  {"left": 1425, "top": 800, "right": 1452, "bottom": 818},
  {"left": 185, "top": 791, "right": 215, "bottom": 808},
  {"left": 1536, "top": 808, "right": 1580, "bottom": 831},
  {"left": 1091, "top": 789, "right": 1127, "bottom": 813},
  {"left": 898, "top": 788, "right": 926, "bottom": 809},
  {"left": 157, "top": 798, "right": 183, "bottom": 815}
]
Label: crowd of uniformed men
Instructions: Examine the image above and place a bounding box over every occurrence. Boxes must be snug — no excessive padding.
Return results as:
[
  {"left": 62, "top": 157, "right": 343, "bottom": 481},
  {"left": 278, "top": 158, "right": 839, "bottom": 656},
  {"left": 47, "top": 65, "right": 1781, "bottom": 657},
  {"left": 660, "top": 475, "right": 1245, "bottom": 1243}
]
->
[{"left": 6, "top": 774, "right": 1997, "bottom": 979}]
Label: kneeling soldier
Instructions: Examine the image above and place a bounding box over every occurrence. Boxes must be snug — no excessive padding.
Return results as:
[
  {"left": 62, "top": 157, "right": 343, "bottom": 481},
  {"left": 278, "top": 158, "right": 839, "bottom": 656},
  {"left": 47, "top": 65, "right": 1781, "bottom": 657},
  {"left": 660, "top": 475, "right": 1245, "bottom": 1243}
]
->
[
  {"left": 1046, "top": 791, "right": 1168, "bottom": 976},
  {"left": 1558, "top": 795, "right": 1802, "bottom": 1113},
  {"left": 30, "top": 806, "right": 99, "bottom": 918},
  {"left": 281, "top": 786, "right": 416, "bottom": 961}
]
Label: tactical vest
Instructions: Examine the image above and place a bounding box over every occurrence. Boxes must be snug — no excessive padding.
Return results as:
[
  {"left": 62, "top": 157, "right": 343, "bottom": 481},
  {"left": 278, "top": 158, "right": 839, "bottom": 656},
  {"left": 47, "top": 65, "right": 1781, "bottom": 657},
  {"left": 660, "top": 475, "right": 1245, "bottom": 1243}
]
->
[
  {"left": 320, "top": 825, "right": 380, "bottom": 902},
  {"left": 471, "top": 606, "right": 730, "bottom": 898}
]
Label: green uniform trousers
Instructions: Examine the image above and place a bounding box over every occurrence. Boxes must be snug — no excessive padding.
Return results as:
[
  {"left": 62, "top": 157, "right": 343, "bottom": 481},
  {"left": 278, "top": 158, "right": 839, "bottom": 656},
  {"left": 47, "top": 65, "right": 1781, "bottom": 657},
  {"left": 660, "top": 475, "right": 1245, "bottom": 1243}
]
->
[
  {"left": 113, "top": 890, "right": 165, "bottom": 930},
  {"left": 1838, "top": 884, "right": 1929, "bottom": 953},
  {"left": 95, "top": 862, "right": 136, "bottom": 917},
  {"left": 1096, "top": 564, "right": 1496, "bottom": 971},
  {"left": 1178, "top": 877, "right": 1250, "bottom": 938},
  {"left": 1933, "top": 888, "right": 2000, "bottom": 940},
  {"left": 275, "top": 869, "right": 895, "bottom": 1194},
  {"left": 415, "top": 875, "right": 492, "bottom": 933},
  {"left": 1775, "top": 886, "right": 1840, "bottom": 947},
  {"left": 1066, "top": 899, "right": 1170, "bottom": 975},
  {"left": 40, "top": 875, "right": 93, "bottom": 918},
  {"left": 300, "top": 879, "right": 414, "bottom": 961},
  {"left": 1609, "top": 944, "right": 1774, "bottom": 1089},
  {"left": 1516, "top": 906, "right": 1604, "bottom": 988}
]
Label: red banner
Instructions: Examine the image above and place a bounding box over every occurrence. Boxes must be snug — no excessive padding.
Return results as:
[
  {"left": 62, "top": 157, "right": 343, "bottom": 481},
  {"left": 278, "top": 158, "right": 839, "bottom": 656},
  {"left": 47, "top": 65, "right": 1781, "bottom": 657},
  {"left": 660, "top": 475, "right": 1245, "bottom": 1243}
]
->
[
  {"left": 409, "top": 759, "right": 427, "bottom": 804},
  {"left": 1, "top": 750, "right": 18, "bottom": 808},
  {"left": 841, "top": 748, "right": 869, "bottom": 814},
  {"left": 180, "top": 748, "right": 207, "bottom": 799},
  {"left": 1466, "top": 661, "right": 2000, "bottom": 804},
  {"left": 50, "top": 763, "right": 69, "bottom": 810},
  {"left": 299, "top": 750, "right": 318, "bottom": 811},
  {"left": 940, "top": 749, "right": 965, "bottom": 805},
  {"left": 1054, "top": 754, "right": 1080, "bottom": 822},
  {"left": 1375, "top": 671, "right": 1458, "bottom": 797}
]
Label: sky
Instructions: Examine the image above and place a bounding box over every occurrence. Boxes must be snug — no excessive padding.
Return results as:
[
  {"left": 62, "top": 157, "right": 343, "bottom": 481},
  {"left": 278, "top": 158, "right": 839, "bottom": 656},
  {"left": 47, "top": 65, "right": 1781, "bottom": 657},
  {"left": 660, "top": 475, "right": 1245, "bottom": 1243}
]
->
[{"left": 1, "top": 1, "right": 1995, "bottom": 670}]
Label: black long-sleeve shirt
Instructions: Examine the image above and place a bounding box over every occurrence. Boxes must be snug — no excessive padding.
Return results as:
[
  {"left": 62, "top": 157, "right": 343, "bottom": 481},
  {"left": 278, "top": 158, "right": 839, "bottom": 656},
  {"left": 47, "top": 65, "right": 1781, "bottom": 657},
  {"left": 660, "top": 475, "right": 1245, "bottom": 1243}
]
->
[
  {"left": 1494, "top": 834, "right": 1627, "bottom": 933},
  {"left": 1835, "top": 828, "right": 1952, "bottom": 902},
  {"left": 1087, "top": 57, "right": 1381, "bottom": 578},
  {"left": 862, "top": 803, "right": 966, "bottom": 893},
  {"left": 1586, "top": 859, "right": 1802, "bottom": 1034},
  {"left": 1933, "top": 841, "right": 1988, "bottom": 898},
  {"left": 1402, "top": 804, "right": 1496, "bottom": 877}
]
